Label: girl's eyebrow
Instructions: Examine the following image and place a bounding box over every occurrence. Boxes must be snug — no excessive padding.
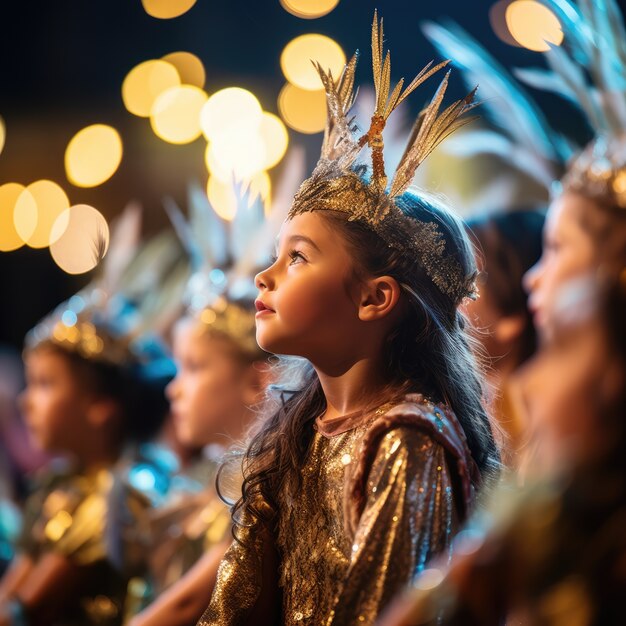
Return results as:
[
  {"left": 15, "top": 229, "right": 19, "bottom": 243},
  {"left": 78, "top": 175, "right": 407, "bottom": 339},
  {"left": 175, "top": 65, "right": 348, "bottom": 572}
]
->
[{"left": 285, "top": 234, "right": 321, "bottom": 252}]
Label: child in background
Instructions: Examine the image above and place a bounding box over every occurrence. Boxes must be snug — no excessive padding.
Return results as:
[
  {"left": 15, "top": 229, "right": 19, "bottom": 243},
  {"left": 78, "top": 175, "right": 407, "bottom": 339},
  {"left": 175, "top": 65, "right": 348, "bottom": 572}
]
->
[
  {"left": 199, "top": 13, "right": 499, "bottom": 626},
  {"left": 0, "top": 208, "right": 176, "bottom": 626},
  {"left": 129, "top": 176, "right": 299, "bottom": 626},
  {"left": 465, "top": 210, "right": 544, "bottom": 466}
]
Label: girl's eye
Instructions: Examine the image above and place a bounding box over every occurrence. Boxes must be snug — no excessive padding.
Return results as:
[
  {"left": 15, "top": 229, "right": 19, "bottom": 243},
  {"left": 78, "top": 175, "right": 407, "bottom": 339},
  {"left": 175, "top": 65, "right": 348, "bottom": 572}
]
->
[
  {"left": 545, "top": 239, "right": 560, "bottom": 254},
  {"left": 288, "top": 250, "right": 307, "bottom": 265},
  {"left": 31, "top": 375, "right": 51, "bottom": 388},
  {"left": 180, "top": 358, "right": 202, "bottom": 372}
]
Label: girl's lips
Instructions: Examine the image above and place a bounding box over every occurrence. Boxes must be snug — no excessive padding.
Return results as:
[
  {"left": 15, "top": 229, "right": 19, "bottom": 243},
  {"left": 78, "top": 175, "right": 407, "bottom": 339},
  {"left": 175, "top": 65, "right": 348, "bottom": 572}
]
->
[{"left": 255, "top": 299, "right": 275, "bottom": 315}]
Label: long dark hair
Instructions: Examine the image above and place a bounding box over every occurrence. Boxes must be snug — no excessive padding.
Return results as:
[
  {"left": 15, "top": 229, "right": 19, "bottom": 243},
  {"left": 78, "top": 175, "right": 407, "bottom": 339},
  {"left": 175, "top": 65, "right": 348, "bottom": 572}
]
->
[{"left": 227, "top": 185, "right": 500, "bottom": 535}]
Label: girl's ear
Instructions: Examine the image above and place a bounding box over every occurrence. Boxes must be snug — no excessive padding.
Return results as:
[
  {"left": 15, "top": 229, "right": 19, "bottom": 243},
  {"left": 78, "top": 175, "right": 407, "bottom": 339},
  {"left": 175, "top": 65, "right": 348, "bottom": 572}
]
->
[
  {"left": 358, "top": 275, "right": 402, "bottom": 322},
  {"left": 493, "top": 313, "right": 526, "bottom": 343},
  {"left": 86, "top": 398, "right": 118, "bottom": 429}
]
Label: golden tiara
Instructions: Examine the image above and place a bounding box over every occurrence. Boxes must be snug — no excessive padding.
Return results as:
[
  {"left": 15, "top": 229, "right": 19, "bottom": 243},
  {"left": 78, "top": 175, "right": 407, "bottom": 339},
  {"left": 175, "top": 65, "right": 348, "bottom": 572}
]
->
[
  {"left": 288, "top": 12, "right": 479, "bottom": 303},
  {"left": 562, "top": 134, "right": 626, "bottom": 210}
]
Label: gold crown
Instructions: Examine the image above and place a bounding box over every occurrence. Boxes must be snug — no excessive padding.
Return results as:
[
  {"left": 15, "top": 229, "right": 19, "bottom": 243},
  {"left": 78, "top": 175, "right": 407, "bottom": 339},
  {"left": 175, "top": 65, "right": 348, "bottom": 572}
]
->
[
  {"left": 562, "top": 135, "right": 626, "bottom": 210},
  {"left": 191, "top": 296, "right": 264, "bottom": 360},
  {"left": 26, "top": 290, "right": 138, "bottom": 367},
  {"left": 288, "top": 12, "right": 478, "bottom": 303}
]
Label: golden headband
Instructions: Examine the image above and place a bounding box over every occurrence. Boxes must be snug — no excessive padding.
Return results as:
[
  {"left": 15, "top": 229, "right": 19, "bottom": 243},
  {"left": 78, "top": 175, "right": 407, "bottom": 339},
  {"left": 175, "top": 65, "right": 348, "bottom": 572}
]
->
[{"left": 287, "top": 12, "right": 478, "bottom": 304}]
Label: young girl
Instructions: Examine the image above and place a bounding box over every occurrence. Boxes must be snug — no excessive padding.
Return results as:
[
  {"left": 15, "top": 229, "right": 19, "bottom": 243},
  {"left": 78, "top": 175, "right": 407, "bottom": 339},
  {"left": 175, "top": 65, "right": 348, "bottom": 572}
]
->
[
  {"left": 127, "top": 183, "right": 285, "bottom": 626},
  {"left": 465, "top": 211, "right": 545, "bottom": 466},
  {"left": 377, "top": 2, "right": 626, "bottom": 619},
  {"left": 199, "top": 13, "right": 499, "bottom": 625},
  {"left": 378, "top": 271, "right": 626, "bottom": 626},
  {"left": 0, "top": 211, "right": 174, "bottom": 626}
]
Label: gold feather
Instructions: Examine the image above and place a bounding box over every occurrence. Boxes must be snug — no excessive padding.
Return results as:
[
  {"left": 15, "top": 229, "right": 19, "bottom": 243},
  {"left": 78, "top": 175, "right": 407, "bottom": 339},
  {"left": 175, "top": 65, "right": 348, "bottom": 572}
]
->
[{"left": 391, "top": 76, "right": 478, "bottom": 197}]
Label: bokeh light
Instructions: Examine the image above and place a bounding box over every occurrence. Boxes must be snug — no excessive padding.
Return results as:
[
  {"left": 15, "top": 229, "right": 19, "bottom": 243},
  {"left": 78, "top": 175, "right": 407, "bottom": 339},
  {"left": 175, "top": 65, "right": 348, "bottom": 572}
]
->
[
  {"left": 14, "top": 180, "right": 70, "bottom": 248},
  {"left": 122, "top": 60, "right": 181, "bottom": 117},
  {"left": 205, "top": 131, "right": 267, "bottom": 182},
  {"left": 162, "top": 52, "right": 206, "bottom": 88},
  {"left": 207, "top": 176, "right": 238, "bottom": 221},
  {"left": 49, "top": 204, "right": 110, "bottom": 275},
  {"left": 150, "top": 85, "right": 208, "bottom": 144},
  {"left": 0, "top": 116, "right": 5, "bottom": 155},
  {"left": 490, "top": 0, "right": 521, "bottom": 47},
  {"left": 205, "top": 109, "right": 289, "bottom": 181},
  {"left": 141, "top": 0, "right": 197, "bottom": 19},
  {"left": 505, "top": 0, "right": 563, "bottom": 51},
  {"left": 0, "top": 183, "right": 26, "bottom": 252},
  {"left": 280, "top": 34, "right": 345, "bottom": 90},
  {"left": 200, "top": 87, "right": 263, "bottom": 141},
  {"left": 247, "top": 171, "right": 271, "bottom": 208},
  {"left": 258, "top": 112, "right": 289, "bottom": 170},
  {"left": 280, "top": 0, "right": 340, "bottom": 19},
  {"left": 278, "top": 83, "right": 327, "bottom": 134},
  {"left": 206, "top": 173, "right": 270, "bottom": 221},
  {"left": 65, "top": 124, "right": 123, "bottom": 187}
]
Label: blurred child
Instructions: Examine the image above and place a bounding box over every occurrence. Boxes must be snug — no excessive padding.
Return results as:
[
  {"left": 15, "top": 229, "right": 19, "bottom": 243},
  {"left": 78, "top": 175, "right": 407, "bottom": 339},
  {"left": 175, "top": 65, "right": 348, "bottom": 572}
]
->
[
  {"left": 0, "top": 209, "right": 173, "bottom": 626},
  {"left": 465, "top": 210, "right": 544, "bottom": 465},
  {"left": 128, "top": 177, "right": 298, "bottom": 626}
]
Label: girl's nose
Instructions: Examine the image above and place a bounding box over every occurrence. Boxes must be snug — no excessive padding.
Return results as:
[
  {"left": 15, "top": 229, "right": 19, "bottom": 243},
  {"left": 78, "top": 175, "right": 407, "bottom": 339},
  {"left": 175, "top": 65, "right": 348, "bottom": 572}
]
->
[
  {"left": 523, "top": 260, "right": 541, "bottom": 295},
  {"left": 255, "top": 264, "right": 274, "bottom": 291},
  {"left": 165, "top": 378, "right": 178, "bottom": 401}
]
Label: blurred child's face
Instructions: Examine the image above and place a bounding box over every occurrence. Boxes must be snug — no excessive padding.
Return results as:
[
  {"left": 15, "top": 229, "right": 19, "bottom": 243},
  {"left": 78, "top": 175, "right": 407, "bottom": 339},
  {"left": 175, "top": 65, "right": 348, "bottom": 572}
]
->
[
  {"left": 254, "top": 212, "right": 363, "bottom": 362},
  {"left": 166, "top": 320, "right": 257, "bottom": 447},
  {"left": 21, "top": 348, "right": 92, "bottom": 453},
  {"left": 464, "top": 278, "right": 509, "bottom": 362},
  {"left": 524, "top": 193, "right": 595, "bottom": 337}
]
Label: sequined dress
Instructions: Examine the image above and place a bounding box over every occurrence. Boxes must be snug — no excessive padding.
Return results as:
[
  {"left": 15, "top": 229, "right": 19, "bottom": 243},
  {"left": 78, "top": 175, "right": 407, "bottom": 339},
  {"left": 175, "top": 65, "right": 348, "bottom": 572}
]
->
[
  {"left": 142, "top": 449, "right": 232, "bottom": 594},
  {"left": 17, "top": 461, "right": 149, "bottom": 626},
  {"left": 198, "top": 394, "right": 478, "bottom": 626}
]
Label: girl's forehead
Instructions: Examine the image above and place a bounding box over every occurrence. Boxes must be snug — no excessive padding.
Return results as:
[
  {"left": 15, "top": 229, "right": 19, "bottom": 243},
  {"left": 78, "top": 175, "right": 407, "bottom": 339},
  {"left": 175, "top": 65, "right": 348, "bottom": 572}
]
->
[{"left": 276, "top": 212, "right": 332, "bottom": 245}]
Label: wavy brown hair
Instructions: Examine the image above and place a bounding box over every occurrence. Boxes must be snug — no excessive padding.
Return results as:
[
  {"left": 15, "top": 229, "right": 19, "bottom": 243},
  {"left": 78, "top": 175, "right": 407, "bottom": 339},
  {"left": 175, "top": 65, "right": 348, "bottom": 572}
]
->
[{"left": 222, "top": 185, "right": 500, "bottom": 538}]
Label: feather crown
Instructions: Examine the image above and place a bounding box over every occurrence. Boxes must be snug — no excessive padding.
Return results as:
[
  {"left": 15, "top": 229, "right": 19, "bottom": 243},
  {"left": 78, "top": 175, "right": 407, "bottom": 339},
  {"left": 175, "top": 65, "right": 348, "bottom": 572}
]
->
[
  {"left": 288, "top": 11, "right": 479, "bottom": 303},
  {"left": 516, "top": 0, "right": 626, "bottom": 210},
  {"left": 25, "top": 204, "right": 180, "bottom": 380}
]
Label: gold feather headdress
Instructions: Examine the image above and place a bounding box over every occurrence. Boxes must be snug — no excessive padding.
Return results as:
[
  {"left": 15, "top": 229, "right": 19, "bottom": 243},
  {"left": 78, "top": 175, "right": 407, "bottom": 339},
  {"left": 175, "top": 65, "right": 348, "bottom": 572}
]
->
[
  {"left": 25, "top": 205, "right": 185, "bottom": 378},
  {"left": 288, "top": 11, "right": 479, "bottom": 303},
  {"left": 513, "top": 0, "right": 626, "bottom": 209}
]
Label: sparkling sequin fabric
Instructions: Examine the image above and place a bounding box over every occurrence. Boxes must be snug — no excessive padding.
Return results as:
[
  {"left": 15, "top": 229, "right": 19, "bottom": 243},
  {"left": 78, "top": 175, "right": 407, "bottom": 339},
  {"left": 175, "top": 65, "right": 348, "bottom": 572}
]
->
[
  {"left": 198, "top": 394, "right": 477, "bottom": 626},
  {"left": 146, "top": 455, "right": 232, "bottom": 593},
  {"left": 18, "top": 462, "right": 149, "bottom": 625}
]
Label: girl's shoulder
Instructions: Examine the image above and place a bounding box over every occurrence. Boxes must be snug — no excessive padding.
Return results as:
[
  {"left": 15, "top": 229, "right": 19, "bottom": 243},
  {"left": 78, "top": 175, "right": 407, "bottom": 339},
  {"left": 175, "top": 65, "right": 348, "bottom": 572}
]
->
[
  {"left": 379, "top": 393, "right": 474, "bottom": 465},
  {"left": 348, "top": 394, "right": 479, "bottom": 515},
  {"left": 19, "top": 462, "right": 150, "bottom": 569},
  {"left": 358, "top": 394, "right": 472, "bottom": 455}
]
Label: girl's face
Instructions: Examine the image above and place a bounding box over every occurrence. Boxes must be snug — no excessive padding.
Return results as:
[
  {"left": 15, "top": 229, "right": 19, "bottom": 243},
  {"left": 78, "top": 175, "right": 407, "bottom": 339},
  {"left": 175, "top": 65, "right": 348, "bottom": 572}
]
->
[
  {"left": 21, "top": 348, "right": 91, "bottom": 453},
  {"left": 524, "top": 193, "right": 596, "bottom": 336},
  {"left": 463, "top": 275, "right": 510, "bottom": 362},
  {"left": 166, "top": 320, "right": 257, "bottom": 447},
  {"left": 254, "top": 212, "right": 363, "bottom": 363}
]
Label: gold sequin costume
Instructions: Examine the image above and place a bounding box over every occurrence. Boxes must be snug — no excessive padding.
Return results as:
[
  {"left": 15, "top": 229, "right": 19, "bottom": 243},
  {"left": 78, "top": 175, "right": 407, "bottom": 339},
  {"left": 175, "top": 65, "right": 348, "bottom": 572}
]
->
[
  {"left": 395, "top": 465, "right": 626, "bottom": 626},
  {"left": 198, "top": 395, "right": 478, "bottom": 626},
  {"left": 143, "top": 453, "right": 232, "bottom": 594},
  {"left": 17, "top": 462, "right": 149, "bottom": 626}
]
